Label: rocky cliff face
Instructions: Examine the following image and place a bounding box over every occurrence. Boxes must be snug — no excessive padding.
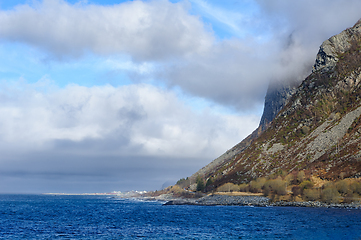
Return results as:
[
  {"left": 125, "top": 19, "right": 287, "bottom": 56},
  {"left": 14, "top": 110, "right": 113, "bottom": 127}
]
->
[
  {"left": 192, "top": 19, "right": 361, "bottom": 191},
  {"left": 258, "top": 79, "right": 298, "bottom": 132},
  {"left": 313, "top": 19, "right": 361, "bottom": 73},
  {"left": 189, "top": 78, "right": 299, "bottom": 186}
]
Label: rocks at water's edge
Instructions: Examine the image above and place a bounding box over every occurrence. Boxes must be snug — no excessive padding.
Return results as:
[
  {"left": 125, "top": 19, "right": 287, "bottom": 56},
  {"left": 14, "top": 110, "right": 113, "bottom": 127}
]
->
[
  {"left": 164, "top": 195, "right": 269, "bottom": 207},
  {"left": 163, "top": 195, "right": 361, "bottom": 209}
]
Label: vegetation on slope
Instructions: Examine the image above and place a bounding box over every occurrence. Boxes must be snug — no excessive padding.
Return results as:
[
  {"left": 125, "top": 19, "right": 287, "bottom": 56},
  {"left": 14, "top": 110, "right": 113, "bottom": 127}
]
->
[
  {"left": 188, "top": 26, "right": 361, "bottom": 194},
  {"left": 184, "top": 171, "right": 361, "bottom": 204}
]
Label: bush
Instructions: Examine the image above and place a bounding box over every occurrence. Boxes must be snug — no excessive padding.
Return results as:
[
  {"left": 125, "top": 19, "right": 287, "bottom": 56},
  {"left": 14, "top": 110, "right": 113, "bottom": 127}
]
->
[
  {"left": 196, "top": 176, "right": 205, "bottom": 192},
  {"left": 335, "top": 180, "right": 349, "bottom": 195},
  {"left": 343, "top": 191, "right": 359, "bottom": 204},
  {"left": 350, "top": 181, "right": 361, "bottom": 195},
  {"left": 239, "top": 183, "right": 249, "bottom": 192},
  {"left": 176, "top": 177, "right": 190, "bottom": 189},
  {"left": 170, "top": 185, "right": 183, "bottom": 194},
  {"left": 249, "top": 177, "right": 266, "bottom": 193},
  {"left": 297, "top": 171, "right": 306, "bottom": 183},
  {"left": 205, "top": 178, "right": 213, "bottom": 188},
  {"left": 303, "top": 189, "right": 320, "bottom": 201},
  {"left": 291, "top": 186, "right": 301, "bottom": 197},
  {"left": 263, "top": 179, "right": 287, "bottom": 196},
  {"left": 263, "top": 184, "right": 271, "bottom": 197},
  {"left": 321, "top": 186, "right": 341, "bottom": 204},
  {"left": 285, "top": 173, "right": 295, "bottom": 185},
  {"left": 299, "top": 180, "right": 314, "bottom": 194},
  {"left": 301, "top": 126, "right": 310, "bottom": 135},
  {"left": 217, "top": 183, "right": 239, "bottom": 192}
]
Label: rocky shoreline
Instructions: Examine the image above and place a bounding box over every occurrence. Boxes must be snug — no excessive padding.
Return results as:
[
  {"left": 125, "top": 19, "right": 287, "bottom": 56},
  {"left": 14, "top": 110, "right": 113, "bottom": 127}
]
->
[{"left": 161, "top": 194, "right": 361, "bottom": 209}]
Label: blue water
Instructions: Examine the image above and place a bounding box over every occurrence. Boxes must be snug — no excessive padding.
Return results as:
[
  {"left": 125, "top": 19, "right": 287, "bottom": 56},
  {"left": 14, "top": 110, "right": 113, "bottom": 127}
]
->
[{"left": 0, "top": 195, "right": 360, "bottom": 239}]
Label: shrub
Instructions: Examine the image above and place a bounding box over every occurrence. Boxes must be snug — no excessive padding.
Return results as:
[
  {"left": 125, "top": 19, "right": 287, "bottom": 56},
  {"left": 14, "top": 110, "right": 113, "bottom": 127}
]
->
[
  {"left": 238, "top": 183, "right": 249, "bottom": 192},
  {"left": 176, "top": 177, "right": 190, "bottom": 189},
  {"left": 343, "top": 191, "right": 359, "bottom": 204},
  {"left": 285, "top": 173, "right": 295, "bottom": 185},
  {"left": 196, "top": 176, "right": 205, "bottom": 192},
  {"left": 299, "top": 180, "right": 314, "bottom": 194},
  {"left": 263, "top": 184, "right": 271, "bottom": 197},
  {"left": 249, "top": 177, "right": 266, "bottom": 193},
  {"left": 297, "top": 171, "right": 306, "bottom": 183},
  {"left": 335, "top": 180, "right": 349, "bottom": 195},
  {"left": 205, "top": 178, "right": 213, "bottom": 188},
  {"left": 321, "top": 186, "right": 341, "bottom": 204},
  {"left": 263, "top": 179, "right": 287, "bottom": 195},
  {"left": 217, "top": 183, "right": 239, "bottom": 192},
  {"left": 301, "top": 126, "right": 310, "bottom": 135},
  {"left": 291, "top": 186, "right": 301, "bottom": 196},
  {"left": 350, "top": 181, "right": 361, "bottom": 195},
  {"left": 303, "top": 189, "right": 320, "bottom": 201}
]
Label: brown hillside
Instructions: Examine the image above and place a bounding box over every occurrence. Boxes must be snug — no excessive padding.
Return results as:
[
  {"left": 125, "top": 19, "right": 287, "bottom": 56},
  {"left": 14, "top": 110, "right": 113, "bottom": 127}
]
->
[{"left": 191, "top": 20, "right": 361, "bottom": 192}]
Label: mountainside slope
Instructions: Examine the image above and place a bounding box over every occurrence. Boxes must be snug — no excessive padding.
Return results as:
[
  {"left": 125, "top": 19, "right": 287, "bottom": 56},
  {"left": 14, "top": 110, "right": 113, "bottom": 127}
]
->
[
  {"left": 195, "top": 20, "right": 361, "bottom": 191},
  {"left": 189, "top": 65, "right": 300, "bottom": 185}
]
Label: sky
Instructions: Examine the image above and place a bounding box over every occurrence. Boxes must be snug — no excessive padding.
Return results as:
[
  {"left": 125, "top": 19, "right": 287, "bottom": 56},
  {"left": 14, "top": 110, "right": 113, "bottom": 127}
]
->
[{"left": 0, "top": 0, "right": 361, "bottom": 193}]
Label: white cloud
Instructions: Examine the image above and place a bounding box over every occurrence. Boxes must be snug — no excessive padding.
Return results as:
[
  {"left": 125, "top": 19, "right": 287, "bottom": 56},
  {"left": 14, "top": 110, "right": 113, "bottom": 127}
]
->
[
  {"left": 104, "top": 57, "right": 155, "bottom": 75},
  {"left": 0, "top": 79, "right": 260, "bottom": 192},
  {"left": 2, "top": 0, "right": 361, "bottom": 113},
  {"left": 0, "top": 79, "right": 259, "bottom": 158},
  {"left": 151, "top": 0, "right": 361, "bottom": 111},
  {"left": 0, "top": 0, "right": 213, "bottom": 61}
]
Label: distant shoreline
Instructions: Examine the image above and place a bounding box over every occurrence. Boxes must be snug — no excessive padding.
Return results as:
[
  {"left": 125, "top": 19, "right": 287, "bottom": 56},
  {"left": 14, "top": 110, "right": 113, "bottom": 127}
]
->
[
  {"left": 42, "top": 190, "right": 147, "bottom": 198},
  {"left": 150, "top": 194, "right": 361, "bottom": 209},
  {"left": 43, "top": 193, "right": 117, "bottom": 196},
  {"left": 42, "top": 192, "right": 361, "bottom": 209}
]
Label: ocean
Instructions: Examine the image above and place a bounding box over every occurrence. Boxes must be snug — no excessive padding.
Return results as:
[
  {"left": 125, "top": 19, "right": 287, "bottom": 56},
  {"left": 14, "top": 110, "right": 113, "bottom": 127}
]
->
[{"left": 0, "top": 194, "right": 360, "bottom": 239}]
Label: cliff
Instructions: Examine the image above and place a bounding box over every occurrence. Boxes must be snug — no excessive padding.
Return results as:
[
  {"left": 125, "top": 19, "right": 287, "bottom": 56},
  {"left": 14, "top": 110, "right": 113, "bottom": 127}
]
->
[
  {"left": 259, "top": 79, "right": 299, "bottom": 132},
  {"left": 189, "top": 78, "right": 298, "bottom": 186},
  {"left": 190, "top": 19, "right": 361, "bottom": 191}
]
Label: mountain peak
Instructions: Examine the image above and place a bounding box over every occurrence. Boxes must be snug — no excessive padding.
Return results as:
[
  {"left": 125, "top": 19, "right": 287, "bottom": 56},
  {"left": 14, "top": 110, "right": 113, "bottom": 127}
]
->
[{"left": 313, "top": 19, "right": 361, "bottom": 73}]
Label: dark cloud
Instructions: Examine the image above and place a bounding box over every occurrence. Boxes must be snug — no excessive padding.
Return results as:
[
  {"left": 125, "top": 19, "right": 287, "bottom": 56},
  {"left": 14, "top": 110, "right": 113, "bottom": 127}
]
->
[
  {"left": 0, "top": 152, "right": 208, "bottom": 193},
  {"left": 0, "top": 81, "right": 259, "bottom": 192}
]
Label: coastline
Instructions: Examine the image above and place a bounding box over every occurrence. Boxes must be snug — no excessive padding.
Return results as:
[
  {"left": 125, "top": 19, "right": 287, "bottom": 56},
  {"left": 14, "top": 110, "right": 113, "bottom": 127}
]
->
[
  {"left": 43, "top": 192, "right": 361, "bottom": 209},
  {"left": 158, "top": 194, "right": 361, "bottom": 209}
]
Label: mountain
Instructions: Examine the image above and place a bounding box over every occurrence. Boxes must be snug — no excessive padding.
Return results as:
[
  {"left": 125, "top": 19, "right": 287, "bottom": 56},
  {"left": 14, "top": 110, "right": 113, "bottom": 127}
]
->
[
  {"left": 188, "top": 75, "right": 299, "bottom": 187},
  {"left": 189, "top": 19, "right": 361, "bottom": 191}
]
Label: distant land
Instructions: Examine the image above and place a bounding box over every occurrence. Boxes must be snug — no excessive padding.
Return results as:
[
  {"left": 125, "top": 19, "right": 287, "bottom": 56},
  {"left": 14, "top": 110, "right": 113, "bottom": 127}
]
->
[{"left": 44, "top": 191, "right": 147, "bottom": 197}]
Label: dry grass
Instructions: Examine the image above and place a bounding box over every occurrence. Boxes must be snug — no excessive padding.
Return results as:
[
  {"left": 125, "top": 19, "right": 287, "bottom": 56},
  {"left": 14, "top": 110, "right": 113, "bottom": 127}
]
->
[
  {"left": 310, "top": 176, "right": 329, "bottom": 188},
  {"left": 212, "top": 192, "right": 264, "bottom": 196}
]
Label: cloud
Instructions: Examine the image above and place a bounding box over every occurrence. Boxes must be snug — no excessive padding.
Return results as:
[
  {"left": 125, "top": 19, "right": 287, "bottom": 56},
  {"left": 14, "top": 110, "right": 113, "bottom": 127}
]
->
[
  {"left": 0, "top": 79, "right": 260, "bottom": 192},
  {"left": 256, "top": 0, "right": 361, "bottom": 38},
  {"left": 253, "top": 0, "right": 361, "bottom": 72},
  {"left": 0, "top": 0, "right": 213, "bottom": 61},
  {"left": 189, "top": 0, "right": 248, "bottom": 37},
  {"left": 2, "top": 0, "right": 361, "bottom": 112},
  {"left": 158, "top": 39, "right": 273, "bottom": 110},
  {"left": 151, "top": 0, "right": 361, "bottom": 110}
]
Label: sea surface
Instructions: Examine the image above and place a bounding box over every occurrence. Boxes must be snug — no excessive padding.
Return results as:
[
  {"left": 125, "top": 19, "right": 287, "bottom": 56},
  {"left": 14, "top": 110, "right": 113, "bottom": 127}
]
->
[{"left": 0, "top": 194, "right": 361, "bottom": 239}]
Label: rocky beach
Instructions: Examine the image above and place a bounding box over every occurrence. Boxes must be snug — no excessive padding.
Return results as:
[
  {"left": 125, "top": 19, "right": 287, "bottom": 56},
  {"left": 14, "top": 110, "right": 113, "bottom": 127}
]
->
[{"left": 159, "top": 194, "right": 361, "bottom": 209}]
